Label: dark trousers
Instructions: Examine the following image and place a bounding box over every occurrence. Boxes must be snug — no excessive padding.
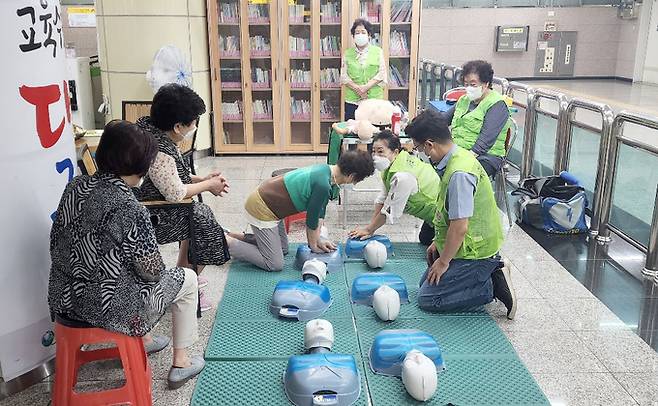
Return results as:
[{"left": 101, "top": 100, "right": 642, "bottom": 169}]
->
[
  {"left": 344, "top": 102, "right": 358, "bottom": 121},
  {"left": 477, "top": 157, "right": 499, "bottom": 178},
  {"left": 417, "top": 257, "right": 500, "bottom": 312},
  {"left": 418, "top": 221, "right": 435, "bottom": 246}
]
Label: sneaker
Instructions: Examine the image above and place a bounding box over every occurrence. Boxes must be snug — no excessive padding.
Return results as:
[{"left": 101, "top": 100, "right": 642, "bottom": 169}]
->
[
  {"left": 167, "top": 355, "right": 205, "bottom": 389},
  {"left": 491, "top": 260, "right": 517, "bottom": 320},
  {"left": 199, "top": 290, "right": 213, "bottom": 312},
  {"left": 144, "top": 335, "right": 170, "bottom": 355},
  {"left": 197, "top": 275, "right": 208, "bottom": 289}
]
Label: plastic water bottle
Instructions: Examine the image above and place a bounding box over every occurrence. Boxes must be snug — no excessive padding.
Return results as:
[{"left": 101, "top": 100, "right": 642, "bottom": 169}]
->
[{"left": 391, "top": 106, "right": 402, "bottom": 136}]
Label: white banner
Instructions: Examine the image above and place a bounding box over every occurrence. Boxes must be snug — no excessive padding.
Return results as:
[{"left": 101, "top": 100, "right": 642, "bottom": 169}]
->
[{"left": 0, "top": 0, "right": 74, "bottom": 381}]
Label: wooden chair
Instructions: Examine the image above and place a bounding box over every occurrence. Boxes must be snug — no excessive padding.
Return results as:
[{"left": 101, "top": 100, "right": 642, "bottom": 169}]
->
[{"left": 76, "top": 143, "right": 97, "bottom": 175}]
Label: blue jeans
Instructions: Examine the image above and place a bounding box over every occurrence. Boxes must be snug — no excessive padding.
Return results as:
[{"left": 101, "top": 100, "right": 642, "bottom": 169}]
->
[{"left": 417, "top": 258, "right": 500, "bottom": 312}]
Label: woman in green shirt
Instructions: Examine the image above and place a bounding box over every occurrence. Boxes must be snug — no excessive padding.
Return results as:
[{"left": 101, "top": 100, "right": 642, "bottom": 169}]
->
[{"left": 228, "top": 151, "right": 374, "bottom": 271}]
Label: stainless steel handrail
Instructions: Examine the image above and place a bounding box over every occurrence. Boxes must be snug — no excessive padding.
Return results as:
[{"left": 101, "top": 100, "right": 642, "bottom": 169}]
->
[{"left": 595, "top": 110, "right": 658, "bottom": 247}]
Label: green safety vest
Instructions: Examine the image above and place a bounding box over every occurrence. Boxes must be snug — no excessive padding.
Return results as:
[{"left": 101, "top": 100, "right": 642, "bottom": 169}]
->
[
  {"left": 344, "top": 46, "right": 385, "bottom": 102},
  {"left": 450, "top": 90, "right": 510, "bottom": 157},
  {"left": 433, "top": 146, "right": 503, "bottom": 260},
  {"left": 381, "top": 150, "right": 440, "bottom": 224}
]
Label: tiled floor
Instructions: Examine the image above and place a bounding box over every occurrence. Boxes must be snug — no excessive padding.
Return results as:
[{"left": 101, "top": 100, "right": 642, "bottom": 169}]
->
[{"left": 2, "top": 155, "right": 657, "bottom": 406}]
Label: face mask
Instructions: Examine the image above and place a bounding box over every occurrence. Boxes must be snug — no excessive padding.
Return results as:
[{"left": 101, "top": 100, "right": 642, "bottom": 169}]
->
[
  {"left": 373, "top": 155, "right": 391, "bottom": 172},
  {"left": 415, "top": 151, "right": 430, "bottom": 163},
  {"left": 136, "top": 177, "right": 145, "bottom": 188},
  {"left": 354, "top": 33, "right": 369, "bottom": 47},
  {"left": 466, "top": 85, "right": 483, "bottom": 101},
  {"left": 183, "top": 126, "right": 197, "bottom": 140}
]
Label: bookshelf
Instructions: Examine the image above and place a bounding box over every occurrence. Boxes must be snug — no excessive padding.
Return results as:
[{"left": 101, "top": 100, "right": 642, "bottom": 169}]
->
[{"left": 207, "top": 0, "right": 419, "bottom": 154}]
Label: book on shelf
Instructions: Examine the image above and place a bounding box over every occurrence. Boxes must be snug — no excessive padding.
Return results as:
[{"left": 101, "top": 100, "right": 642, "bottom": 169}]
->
[
  {"left": 290, "top": 68, "right": 312, "bottom": 88},
  {"left": 251, "top": 67, "right": 271, "bottom": 88},
  {"left": 219, "top": 2, "right": 239, "bottom": 23},
  {"left": 320, "top": 35, "right": 341, "bottom": 56},
  {"left": 248, "top": 3, "right": 269, "bottom": 23},
  {"left": 359, "top": 1, "right": 381, "bottom": 23},
  {"left": 390, "top": 31, "right": 410, "bottom": 56},
  {"left": 290, "top": 96, "right": 311, "bottom": 119},
  {"left": 250, "top": 35, "right": 271, "bottom": 56},
  {"left": 219, "top": 35, "right": 240, "bottom": 55},
  {"left": 391, "top": 1, "right": 412, "bottom": 23},
  {"left": 320, "top": 67, "right": 340, "bottom": 88},
  {"left": 320, "top": 2, "right": 340, "bottom": 23},
  {"left": 222, "top": 100, "right": 243, "bottom": 120},
  {"left": 289, "top": 4, "right": 307, "bottom": 23},
  {"left": 320, "top": 99, "right": 338, "bottom": 119},
  {"left": 252, "top": 99, "right": 273, "bottom": 120},
  {"left": 289, "top": 36, "right": 311, "bottom": 56},
  {"left": 220, "top": 67, "right": 241, "bottom": 85},
  {"left": 389, "top": 63, "right": 409, "bottom": 87}
]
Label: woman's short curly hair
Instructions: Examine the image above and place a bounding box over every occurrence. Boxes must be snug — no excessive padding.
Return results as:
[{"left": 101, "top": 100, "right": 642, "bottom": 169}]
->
[
  {"left": 150, "top": 83, "right": 206, "bottom": 131},
  {"left": 337, "top": 150, "right": 375, "bottom": 183}
]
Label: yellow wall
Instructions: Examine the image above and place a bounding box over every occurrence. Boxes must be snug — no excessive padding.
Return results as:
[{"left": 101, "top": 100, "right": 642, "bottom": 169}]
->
[{"left": 96, "top": 0, "right": 213, "bottom": 150}]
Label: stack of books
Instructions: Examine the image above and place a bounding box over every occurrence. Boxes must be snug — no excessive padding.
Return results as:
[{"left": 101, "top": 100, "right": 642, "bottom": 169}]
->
[
  {"left": 391, "top": 2, "right": 412, "bottom": 23},
  {"left": 252, "top": 99, "right": 273, "bottom": 120},
  {"left": 390, "top": 31, "right": 410, "bottom": 56},
  {"left": 251, "top": 67, "right": 271, "bottom": 89},
  {"left": 248, "top": 3, "right": 269, "bottom": 24},
  {"left": 359, "top": 1, "right": 381, "bottom": 23},
  {"left": 222, "top": 101, "right": 243, "bottom": 121},
  {"left": 220, "top": 68, "right": 241, "bottom": 88},
  {"left": 219, "top": 35, "right": 240, "bottom": 57},
  {"left": 289, "top": 36, "right": 311, "bottom": 57},
  {"left": 290, "top": 96, "right": 311, "bottom": 120},
  {"left": 320, "top": 2, "right": 340, "bottom": 23},
  {"left": 290, "top": 68, "right": 312, "bottom": 88},
  {"left": 320, "top": 99, "right": 338, "bottom": 120},
  {"left": 320, "top": 68, "right": 340, "bottom": 88},
  {"left": 289, "top": 4, "right": 306, "bottom": 23},
  {"left": 250, "top": 35, "right": 271, "bottom": 57},
  {"left": 389, "top": 64, "right": 409, "bottom": 87},
  {"left": 219, "top": 2, "right": 239, "bottom": 23},
  {"left": 320, "top": 36, "right": 341, "bottom": 57}
]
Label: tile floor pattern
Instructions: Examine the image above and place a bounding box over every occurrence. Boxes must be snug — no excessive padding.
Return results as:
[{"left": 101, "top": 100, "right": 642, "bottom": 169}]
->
[{"left": 2, "top": 155, "right": 657, "bottom": 406}]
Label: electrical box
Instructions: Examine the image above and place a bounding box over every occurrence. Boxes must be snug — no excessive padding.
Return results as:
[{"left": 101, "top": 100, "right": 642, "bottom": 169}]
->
[{"left": 534, "top": 31, "right": 577, "bottom": 77}]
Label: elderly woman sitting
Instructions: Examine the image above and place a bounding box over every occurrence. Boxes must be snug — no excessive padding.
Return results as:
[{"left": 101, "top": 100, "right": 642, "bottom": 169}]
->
[
  {"left": 135, "top": 83, "right": 231, "bottom": 312},
  {"left": 49, "top": 120, "right": 204, "bottom": 389}
]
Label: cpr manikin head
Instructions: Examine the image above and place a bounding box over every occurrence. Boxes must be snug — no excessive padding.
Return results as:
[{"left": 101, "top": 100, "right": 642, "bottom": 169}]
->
[
  {"left": 372, "top": 285, "right": 400, "bottom": 321},
  {"left": 461, "top": 60, "right": 494, "bottom": 104},
  {"left": 302, "top": 259, "right": 328, "bottom": 285},
  {"left": 401, "top": 350, "right": 438, "bottom": 401},
  {"left": 304, "top": 319, "right": 334, "bottom": 353},
  {"left": 364, "top": 240, "right": 387, "bottom": 269},
  {"left": 372, "top": 130, "right": 402, "bottom": 172},
  {"left": 404, "top": 109, "right": 453, "bottom": 166}
]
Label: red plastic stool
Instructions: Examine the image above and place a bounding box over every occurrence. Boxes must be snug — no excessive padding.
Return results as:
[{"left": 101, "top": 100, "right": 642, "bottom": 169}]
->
[
  {"left": 284, "top": 211, "right": 307, "bottom": 233},
  {"left": 52, "top": 315, "right": 152, "bottom": 406}
]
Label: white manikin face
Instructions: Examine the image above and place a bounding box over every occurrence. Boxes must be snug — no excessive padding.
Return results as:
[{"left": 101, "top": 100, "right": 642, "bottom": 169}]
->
[
  {"left": 401, "top": 350, "right": 438, "bottom": 401},
  {"left": 364, "top": 240, "right": 387, "bottom": 269},
  {"left": 302, "top": 259, "right": 328, "bottom": 284},
  {"left": 304, "top": 319, "right": 334, "bottom": 351},
  {"left": 372, "top": 285, "right": 400, "bottom": 321}
]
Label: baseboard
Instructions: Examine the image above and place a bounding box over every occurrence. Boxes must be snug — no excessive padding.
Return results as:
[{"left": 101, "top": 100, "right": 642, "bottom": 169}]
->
[{"left": 507, "top": 76, "right": 633, "bottom": 83}]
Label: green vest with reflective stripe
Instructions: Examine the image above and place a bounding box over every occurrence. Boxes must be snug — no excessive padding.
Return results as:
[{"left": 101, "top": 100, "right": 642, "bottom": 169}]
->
[
  {"left": 344, "top": 46, "right": 385, "bottom": 102},
  {"left": 450, "top": 90, "right": 509, "bottom": 157},
  {"left": 381, "top": 150, "right": 440, "bottom": 224},
  {"left": 433, "top": 146, "right": 503, "bottom": 259}
]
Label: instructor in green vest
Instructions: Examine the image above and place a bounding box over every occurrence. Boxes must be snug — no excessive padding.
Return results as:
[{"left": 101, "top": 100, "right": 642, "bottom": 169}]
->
[
  {"left": 405, "top": 109, "right": 517, "bottom": 319},
  {"left": 340, "top": 18, "right": 387, "bottom": 120},
  {"left": 444, "top": 60, "right": 510, "bottom": 178},
  {"left": 349, "top": 130, "right": 439, "bottom": 245}
]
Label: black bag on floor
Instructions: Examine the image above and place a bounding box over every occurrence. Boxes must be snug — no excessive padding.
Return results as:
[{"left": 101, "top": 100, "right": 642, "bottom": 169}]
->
[{"left": 512, "top": 174, "right": 589, "bottom": 234}]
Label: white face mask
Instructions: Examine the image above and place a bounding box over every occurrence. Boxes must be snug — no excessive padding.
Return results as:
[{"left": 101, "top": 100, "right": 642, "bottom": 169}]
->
[
  {"left": 466, "top": 85, "right": 484, "bottom": 101},
  {"left": 136, "top": 177, "right": 145, "bottom": 188},
  {"left": 183, "top": 126, "right": 197, "bottom": 140},
  {"left": 372, "top": 155, "right": 391, "bottom": 172},
  {"left": 354, "top": 33, "right": 369, "bottom": 47}
]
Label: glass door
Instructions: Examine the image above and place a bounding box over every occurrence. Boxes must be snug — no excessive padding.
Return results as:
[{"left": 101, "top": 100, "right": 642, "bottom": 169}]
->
[{"left": 387, "top": 0, "right": 414, "bottom": 115}]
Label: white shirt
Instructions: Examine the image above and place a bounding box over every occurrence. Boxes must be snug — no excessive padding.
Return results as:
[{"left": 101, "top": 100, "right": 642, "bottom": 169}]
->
[{"left": 375, "top": 171, "right": 418, "bottom": 224}]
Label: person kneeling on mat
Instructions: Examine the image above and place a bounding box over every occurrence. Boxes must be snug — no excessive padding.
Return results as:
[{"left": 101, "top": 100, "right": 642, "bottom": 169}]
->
[
  {"left": 227, "top": 151, "right": 374, "bottom": 272},
  {"left": 349, "top": 130, "right": 439, "bottom": 246},
  {"left": 405, "top": 110, "right": 517, "bottom": 319}
]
